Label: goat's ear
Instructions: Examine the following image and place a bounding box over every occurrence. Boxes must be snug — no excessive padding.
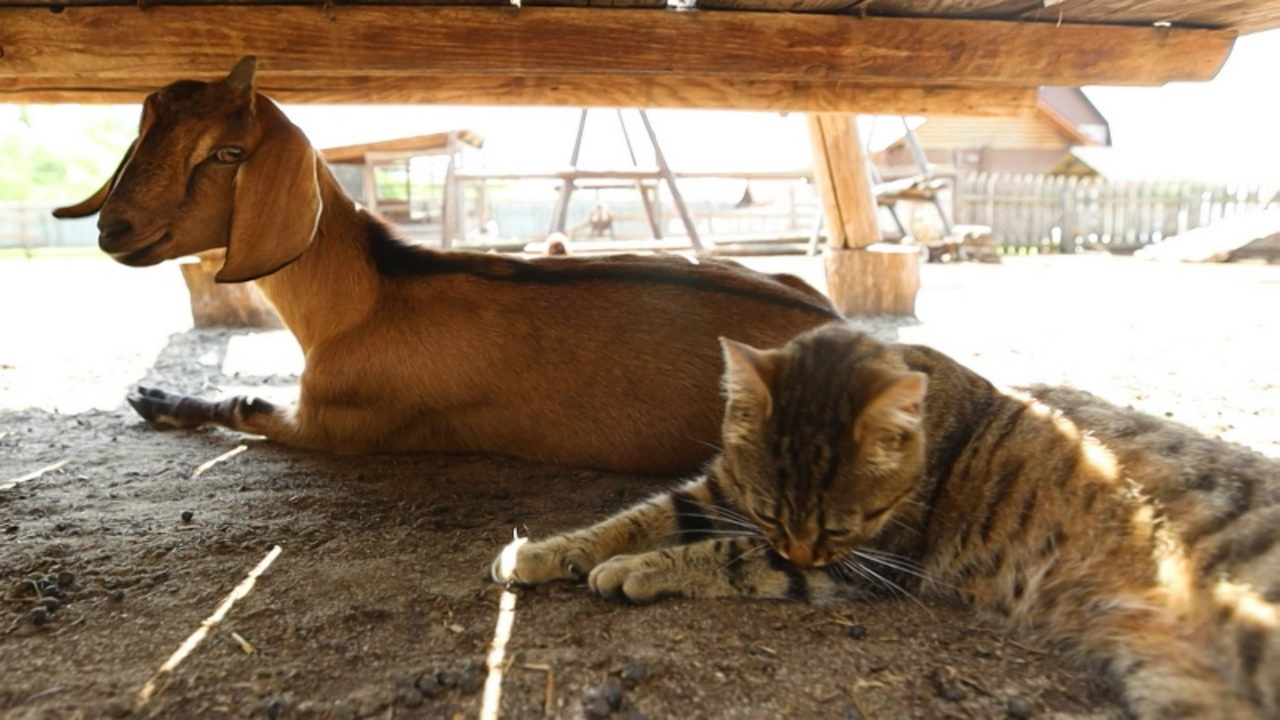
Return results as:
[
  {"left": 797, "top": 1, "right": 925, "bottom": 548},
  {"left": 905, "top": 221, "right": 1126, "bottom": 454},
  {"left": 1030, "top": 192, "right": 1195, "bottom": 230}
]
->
[
  {"left": 51, "top": 139, "right": 138, "bottom": 219},
  {"left": 216, "top": 100, "right": 321, "bottom": 283}
]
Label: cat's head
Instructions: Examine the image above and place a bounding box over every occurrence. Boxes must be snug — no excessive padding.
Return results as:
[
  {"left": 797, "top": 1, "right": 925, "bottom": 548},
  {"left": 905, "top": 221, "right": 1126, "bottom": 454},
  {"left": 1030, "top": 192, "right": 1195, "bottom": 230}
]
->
[{"left": 716, "top": 325, "right": 928, "bottom": 568}]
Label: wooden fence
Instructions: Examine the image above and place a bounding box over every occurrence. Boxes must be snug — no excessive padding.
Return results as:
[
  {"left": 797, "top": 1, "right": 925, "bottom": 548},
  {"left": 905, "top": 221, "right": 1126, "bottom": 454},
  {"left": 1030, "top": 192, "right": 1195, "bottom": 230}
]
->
[
  {"left": 0, "top": 202, "right": 45, "bottom": 254},
  {"left": 955, "top": 172, "right": 1280, "bottom": 254}
]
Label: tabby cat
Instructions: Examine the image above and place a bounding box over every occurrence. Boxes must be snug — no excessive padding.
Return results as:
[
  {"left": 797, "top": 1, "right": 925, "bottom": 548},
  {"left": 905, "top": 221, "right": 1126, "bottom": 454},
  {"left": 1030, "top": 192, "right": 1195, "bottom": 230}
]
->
[{"left": 492, "top": 321, "right": 1280, "bottom": 718}]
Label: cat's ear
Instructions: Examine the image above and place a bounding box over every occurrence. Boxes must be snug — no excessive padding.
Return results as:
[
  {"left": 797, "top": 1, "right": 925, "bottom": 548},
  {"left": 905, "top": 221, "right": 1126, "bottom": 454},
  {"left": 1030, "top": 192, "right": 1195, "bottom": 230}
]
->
[
  {"left": 855, "top": 372, "right": 928, "bottom": 441},
  {"left": 720, "top": 337, "right": 779, "bottom": 419}
]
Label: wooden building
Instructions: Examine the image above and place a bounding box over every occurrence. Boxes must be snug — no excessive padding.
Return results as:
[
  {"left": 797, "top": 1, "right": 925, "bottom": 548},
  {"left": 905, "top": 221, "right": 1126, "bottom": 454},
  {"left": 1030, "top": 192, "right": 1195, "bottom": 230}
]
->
[
  {"left": 879, "top": 87, "right": 1112, "bottom": 177},
  {"left": 4, "top": 1, "right": 1279, "bottom": 315},
  {"left": 320, "top": 131, "right": 484, "bottom": 247}
]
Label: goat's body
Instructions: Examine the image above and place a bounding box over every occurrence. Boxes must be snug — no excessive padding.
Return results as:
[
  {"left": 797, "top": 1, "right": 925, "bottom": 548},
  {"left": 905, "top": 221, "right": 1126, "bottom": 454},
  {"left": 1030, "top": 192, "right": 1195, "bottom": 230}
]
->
[
  {"left": 252, "top": 192, "right": 834, "bottom": 473},
  {"left": 55, "top": 60, "right": 840, "bottom": 475}
]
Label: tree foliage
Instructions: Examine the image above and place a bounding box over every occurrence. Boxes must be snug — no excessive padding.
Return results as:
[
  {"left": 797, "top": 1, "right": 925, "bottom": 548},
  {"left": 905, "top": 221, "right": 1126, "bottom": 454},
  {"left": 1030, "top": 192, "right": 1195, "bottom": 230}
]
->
[{"left": 0, "top": 105, "right": 137, "bottom": 202}]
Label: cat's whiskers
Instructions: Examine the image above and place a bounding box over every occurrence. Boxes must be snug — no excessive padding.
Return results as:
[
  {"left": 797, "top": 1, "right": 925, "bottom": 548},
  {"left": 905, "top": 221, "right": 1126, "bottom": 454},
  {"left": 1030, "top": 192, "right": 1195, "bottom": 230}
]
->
[
  {"left": 706, "top": 503, "right": 757, "bottom": 527},
  {"left": 722, "top": 541, "right": 772, "bottom": 571},
  {"left": 851, "top": 549, "right": 952, "bottom": 592},
  {"left": 851, "top": 547, "right": 924, "bottom": 571},
  {"left": 840, "top": 562, "right": 896, "bottom": 597},
  {"left": 842, "top": 558, "right": 934, "bottom": 615},
  {"left": 660, "top": 528, "right": 760, "bottom": 542},
  {"left": 674, "top": 509, "right": 761, "bottom": 535},
  {"left": 885, "top": 516, "right": 922, "bottom": 537},
  {"left": 716, "top": 508, "right": 758, "bottom": 525}
]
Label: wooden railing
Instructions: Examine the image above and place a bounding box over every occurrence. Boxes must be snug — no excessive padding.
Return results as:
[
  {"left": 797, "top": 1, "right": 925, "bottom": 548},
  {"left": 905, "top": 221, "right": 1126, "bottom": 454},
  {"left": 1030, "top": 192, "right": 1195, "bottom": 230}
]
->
[{"left": 955, "top": 172, "right": 1280, "bottom": 254}]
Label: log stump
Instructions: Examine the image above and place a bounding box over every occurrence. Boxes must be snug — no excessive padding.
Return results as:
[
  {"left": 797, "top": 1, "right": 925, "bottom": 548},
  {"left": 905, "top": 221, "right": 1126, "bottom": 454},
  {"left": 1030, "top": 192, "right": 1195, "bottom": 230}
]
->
[
  {"left": 824, "top": 244, "right": 921, "bottom": 317},
  {"left": 178, "top": 250, "right": 283, "bottom": 329}
]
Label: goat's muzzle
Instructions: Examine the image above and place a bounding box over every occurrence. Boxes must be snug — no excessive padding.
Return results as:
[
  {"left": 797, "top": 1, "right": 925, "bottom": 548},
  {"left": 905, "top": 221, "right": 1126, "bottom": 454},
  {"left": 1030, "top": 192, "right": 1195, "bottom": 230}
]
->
[
  {"left": 98, "top": 218, "right": 132, "bottom": 247},
  {"left": 98, "top": 218, "right": 172, "bottom": 266}
]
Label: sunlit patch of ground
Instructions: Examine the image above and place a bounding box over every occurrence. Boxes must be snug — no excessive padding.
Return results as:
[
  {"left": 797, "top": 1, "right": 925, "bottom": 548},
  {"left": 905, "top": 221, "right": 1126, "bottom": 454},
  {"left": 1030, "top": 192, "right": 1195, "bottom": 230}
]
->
[{"left": 0, "top": 255, "right": 190, "bottom": 413}]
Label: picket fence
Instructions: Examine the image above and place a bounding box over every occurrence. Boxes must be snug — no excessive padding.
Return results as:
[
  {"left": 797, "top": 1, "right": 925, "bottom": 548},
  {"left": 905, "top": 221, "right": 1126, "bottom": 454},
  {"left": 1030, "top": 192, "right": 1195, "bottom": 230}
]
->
[{"left": 955, "top": 172, "right": 1280, "bottom": 254}]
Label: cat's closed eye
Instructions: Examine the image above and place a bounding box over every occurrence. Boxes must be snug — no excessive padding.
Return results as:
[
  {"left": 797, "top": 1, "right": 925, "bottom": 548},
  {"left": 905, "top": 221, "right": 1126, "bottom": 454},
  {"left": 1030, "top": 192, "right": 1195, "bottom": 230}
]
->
[
  {"left": 862, "top": 504, "right": 895, "bottom": 522},
  {"left": 754, "top": 512, "right": 781, "bottom": 529},
  {"left": 821, "top": 528, "right": 857, "bottom": 543}
]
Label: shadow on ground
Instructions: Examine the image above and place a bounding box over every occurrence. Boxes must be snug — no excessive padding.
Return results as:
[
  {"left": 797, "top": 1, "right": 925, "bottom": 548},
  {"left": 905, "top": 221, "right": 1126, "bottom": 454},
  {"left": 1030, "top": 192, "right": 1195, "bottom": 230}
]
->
[{"left": 0, "top": 327, "right": 1119, "bottom": 719}]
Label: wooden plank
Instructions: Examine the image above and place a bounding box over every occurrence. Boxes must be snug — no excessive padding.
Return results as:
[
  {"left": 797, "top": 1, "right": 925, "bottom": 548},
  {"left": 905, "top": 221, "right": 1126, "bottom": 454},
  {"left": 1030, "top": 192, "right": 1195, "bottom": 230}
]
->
[
  {"left": 697, "top": 0, "right": 861, "bottom": 11},
  {"left": 1013, "top": 1, "right": 1280, "bottom": 35},
  {"left": 322, "top": 131, "right": 484, "bottom": 163},
  {"left": 0, "top": 73, "right": 1041, "bottom": 114},
  {"left": 859, "top": 0, "right": 1280, "bottom": 34},
  {"left": 1, "top": 0, "right": 1275, "bottom": 33},
  {"left": 0, "top": 7, "right": 1234, "bottom": 88}
]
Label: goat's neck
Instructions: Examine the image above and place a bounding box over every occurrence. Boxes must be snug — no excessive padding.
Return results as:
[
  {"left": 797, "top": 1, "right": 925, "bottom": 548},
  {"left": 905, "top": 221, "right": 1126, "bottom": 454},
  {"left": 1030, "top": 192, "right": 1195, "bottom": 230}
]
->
[{"left": 253, "top": 166, "right": 379, "bottom": 354}]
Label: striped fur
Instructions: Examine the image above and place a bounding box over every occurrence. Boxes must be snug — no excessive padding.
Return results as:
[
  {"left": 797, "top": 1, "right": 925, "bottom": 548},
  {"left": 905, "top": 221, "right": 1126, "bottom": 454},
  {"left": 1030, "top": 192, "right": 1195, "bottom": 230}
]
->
[{"left": 493, "top": 322, "right": 1280, "bottom": 718}]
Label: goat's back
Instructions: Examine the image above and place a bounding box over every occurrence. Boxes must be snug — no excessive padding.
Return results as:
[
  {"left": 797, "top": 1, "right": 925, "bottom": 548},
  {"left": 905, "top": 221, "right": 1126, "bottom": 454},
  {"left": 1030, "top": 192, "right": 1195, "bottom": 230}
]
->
[{"left": 325, "top": 234, "right": 840, "bottom": 473}]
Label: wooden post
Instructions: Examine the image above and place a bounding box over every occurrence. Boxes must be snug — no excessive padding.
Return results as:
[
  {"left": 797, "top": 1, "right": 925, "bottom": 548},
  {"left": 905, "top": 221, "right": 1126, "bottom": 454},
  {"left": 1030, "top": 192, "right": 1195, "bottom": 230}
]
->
[
  {"left": 638, "top": 110, "right": 702, "bottom": 250},
  {"left": 808, "top": 113, "right": 920, "bottom": 316},
  {"left": 442, "top": 132, "right": 461, "bottom": 249},
  {"left": 550, "top": 109, "right": 589, "bottom": 235},
  {"left": 361, "top": 162, "right": 378, "bottom": 214},
  {"left": 179, "top": 250, "right": 284, "bottom": 328}
]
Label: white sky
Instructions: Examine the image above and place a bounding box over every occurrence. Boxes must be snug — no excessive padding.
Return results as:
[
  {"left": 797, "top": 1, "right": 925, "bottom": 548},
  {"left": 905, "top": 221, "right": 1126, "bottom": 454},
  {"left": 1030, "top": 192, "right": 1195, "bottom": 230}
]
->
[
  {"left": 1081, "top": 28, "right": 1280, "bottom": 182},
  {"left": 286, "top": 104, "right": 822, "bottom": 173},
  {"left": 3, "top": 28, "right": 1278, "bottom": 182}
]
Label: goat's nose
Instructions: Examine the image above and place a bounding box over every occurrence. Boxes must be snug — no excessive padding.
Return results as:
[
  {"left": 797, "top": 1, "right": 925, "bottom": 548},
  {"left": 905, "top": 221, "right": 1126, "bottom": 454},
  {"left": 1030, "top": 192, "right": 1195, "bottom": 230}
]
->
[{"left": 98, "top": 218, "right": 133, "bottom": 248}]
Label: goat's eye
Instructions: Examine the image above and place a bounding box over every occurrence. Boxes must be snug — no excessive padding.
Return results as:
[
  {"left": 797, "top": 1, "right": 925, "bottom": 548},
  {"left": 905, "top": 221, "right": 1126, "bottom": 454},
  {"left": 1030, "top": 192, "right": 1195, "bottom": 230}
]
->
[{"left": 213, "top": 147, "right": 245, "bottom": 164}]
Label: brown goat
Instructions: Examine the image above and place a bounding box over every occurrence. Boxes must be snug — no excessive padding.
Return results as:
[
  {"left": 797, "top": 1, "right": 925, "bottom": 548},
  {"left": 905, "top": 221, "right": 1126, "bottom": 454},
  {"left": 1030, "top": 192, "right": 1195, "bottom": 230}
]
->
[{"left": 54, "top": 57, "right": 841, "bottom": 475}]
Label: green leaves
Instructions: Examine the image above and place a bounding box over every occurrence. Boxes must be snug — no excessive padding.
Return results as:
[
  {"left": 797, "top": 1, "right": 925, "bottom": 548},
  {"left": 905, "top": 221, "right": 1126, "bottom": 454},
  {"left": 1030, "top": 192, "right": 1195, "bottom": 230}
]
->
[{"left": 0, "top": 105, "right": 136, "bottom": 202}]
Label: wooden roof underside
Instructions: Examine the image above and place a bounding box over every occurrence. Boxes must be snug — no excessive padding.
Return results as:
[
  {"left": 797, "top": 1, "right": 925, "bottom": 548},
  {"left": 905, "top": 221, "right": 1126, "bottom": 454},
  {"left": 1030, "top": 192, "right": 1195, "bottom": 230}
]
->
[
  {"left": 322, "top": 130, "right": 485, "bottom": 163},
  {"left": 2, "top": 0, "right": 1275, "bottom": 111}
]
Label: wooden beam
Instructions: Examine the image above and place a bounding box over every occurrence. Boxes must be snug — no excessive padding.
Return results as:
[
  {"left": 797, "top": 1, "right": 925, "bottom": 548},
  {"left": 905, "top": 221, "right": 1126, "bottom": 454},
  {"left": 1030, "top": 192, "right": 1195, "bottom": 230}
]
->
[
  {"left": 0, "top": 73, "right": 1040, "bottom": 114},
  {"left": 808, "top": 114, "right": 920, "bottom": 316},
  {"left": 864, "top": 0, "right": 1280, "bottom": 36},
  {"left": 0, "top": 7, "right": 1234, "bottom": 89}
]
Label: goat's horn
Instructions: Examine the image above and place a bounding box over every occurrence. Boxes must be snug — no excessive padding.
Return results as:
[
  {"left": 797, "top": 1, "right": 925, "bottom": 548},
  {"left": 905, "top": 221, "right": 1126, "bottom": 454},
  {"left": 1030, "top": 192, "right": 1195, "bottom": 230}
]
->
[{"left": 227, "top": 56, "right": 258, "bottom": 91}]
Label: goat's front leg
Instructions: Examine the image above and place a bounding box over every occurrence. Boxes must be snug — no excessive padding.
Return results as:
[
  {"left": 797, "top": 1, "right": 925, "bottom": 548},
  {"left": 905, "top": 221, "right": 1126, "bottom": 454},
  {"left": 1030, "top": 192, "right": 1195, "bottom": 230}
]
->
[
  {"left": 492, "top": 476, "right": 725, "bottom": 586},
  {"left": 127, "top": 386, "right": 294, "bottom": 439}
]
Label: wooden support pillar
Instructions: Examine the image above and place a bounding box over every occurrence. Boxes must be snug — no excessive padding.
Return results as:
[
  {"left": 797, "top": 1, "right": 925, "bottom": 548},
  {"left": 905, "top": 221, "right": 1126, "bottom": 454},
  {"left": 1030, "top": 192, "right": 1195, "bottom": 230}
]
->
[
  {"left": 179, "top": 250, "right": 284, "bottom": 328},
  {"left": 807, "top": 113, "right": 920, "bottom": 316}
]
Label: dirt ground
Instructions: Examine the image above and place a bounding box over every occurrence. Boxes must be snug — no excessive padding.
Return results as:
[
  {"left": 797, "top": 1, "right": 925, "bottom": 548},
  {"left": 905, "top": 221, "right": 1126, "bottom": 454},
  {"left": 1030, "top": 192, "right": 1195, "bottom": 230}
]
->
[{"left": 2, "top": 252, "right": 1278, "bottom": 720}]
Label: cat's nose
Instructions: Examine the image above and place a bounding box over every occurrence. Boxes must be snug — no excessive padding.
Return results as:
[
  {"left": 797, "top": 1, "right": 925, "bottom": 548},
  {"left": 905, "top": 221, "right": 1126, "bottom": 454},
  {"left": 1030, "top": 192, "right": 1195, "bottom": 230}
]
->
[{"left": 781, "top": 542, "right": 815, "bottom": 566}]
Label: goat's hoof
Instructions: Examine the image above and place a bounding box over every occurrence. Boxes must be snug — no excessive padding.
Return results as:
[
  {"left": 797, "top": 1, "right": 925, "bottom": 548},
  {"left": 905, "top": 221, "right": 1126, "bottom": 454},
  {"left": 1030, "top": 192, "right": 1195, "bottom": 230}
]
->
[{"left": 127, "top": 386, "right": 184, "bottom": 426}]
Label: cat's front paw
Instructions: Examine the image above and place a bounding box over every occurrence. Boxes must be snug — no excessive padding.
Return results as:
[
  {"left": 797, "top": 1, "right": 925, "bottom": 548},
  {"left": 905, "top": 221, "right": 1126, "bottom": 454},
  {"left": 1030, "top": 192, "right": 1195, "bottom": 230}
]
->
[
  {"left": 489, "top": 537, "right": 596, "bottom": 587},
  {"left": 588, "top": 554, "right": 680, "bottom": 604}
]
